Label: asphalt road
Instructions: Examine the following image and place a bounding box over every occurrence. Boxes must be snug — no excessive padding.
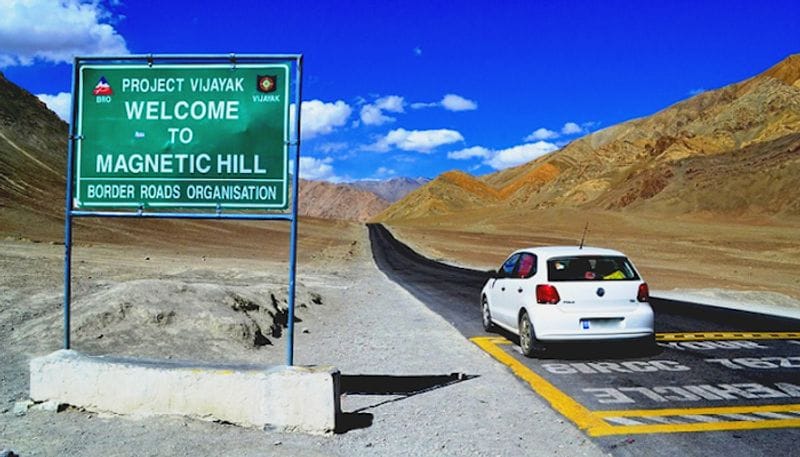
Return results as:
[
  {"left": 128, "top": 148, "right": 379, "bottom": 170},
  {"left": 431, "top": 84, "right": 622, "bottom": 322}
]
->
[{"left": 368, "top": 223, "right": 800, "bottom": 457}]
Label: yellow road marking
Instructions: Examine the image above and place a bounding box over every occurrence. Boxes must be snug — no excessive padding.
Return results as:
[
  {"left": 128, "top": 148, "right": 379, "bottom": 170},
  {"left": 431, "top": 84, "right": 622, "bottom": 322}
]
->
[
  {"left": 586, "top": 418, "right": 800, "bottom": 436},
  {"left": 657, "top": 332, "right": 800, "bottom": 341},
  {"left": 596, "top": 403, "right": 800, "bottom": 417},
  {"left": 471, "top": 336, "right": 614, "bottom": 436},
  {"left": 471, "top": 334, "right": 800, "bottom": 436}
]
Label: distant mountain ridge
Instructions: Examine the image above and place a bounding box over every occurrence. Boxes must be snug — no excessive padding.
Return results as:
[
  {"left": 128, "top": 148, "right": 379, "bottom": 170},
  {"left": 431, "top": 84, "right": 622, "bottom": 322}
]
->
[
  {"left": 376, "top": 54, "right": 800, "bottom": 222},
  {"left": 348, "top": 177, "right": 430, "bottom": 202},
  {"left": 298, "top": 179, "right": 390, "bottom": 222}
]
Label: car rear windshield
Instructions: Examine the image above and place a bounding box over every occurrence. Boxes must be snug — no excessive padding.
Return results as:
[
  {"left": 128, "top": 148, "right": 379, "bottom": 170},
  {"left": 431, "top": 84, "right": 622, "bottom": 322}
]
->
[{"left": 547, "top": 256, "right": 640, "bottom": 281}]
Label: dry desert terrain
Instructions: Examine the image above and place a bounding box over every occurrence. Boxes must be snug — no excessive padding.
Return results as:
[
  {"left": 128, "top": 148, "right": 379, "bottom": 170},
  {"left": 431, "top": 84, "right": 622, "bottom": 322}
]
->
[{"left": 385, "top": 208, "right": 800, "bottom": 305}]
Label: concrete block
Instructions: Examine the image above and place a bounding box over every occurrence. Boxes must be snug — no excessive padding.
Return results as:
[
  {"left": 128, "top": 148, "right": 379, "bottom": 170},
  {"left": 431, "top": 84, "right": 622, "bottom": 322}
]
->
[{"left": 30, "top": 350, "right": 340, "bottom": 434}]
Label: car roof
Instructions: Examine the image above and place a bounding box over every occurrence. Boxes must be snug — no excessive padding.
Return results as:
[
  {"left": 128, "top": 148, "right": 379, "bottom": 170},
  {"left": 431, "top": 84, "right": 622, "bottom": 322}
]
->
[{"left": 511, "top": 246, "right": 628, "bottom": 258}]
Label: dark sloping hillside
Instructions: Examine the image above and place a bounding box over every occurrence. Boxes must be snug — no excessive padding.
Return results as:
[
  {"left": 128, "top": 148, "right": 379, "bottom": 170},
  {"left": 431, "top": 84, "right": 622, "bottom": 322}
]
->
[{"left": 0, "top": 72, "right": 68, "bottom": 238}]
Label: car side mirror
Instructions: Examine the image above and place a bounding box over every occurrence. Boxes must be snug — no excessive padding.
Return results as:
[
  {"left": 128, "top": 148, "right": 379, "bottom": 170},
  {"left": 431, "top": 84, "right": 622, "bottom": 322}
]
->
[{"left": 491, "top": 269, "right": 506, "bottom": 279}]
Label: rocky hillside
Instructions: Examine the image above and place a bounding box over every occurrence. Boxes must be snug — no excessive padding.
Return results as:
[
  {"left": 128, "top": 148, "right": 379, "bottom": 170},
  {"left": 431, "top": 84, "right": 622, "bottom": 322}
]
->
[
  {"left": 377, "top": 54, "right": 800, "bottom": 222},
  {"left": 376, "top": 171, "right": 499, "bottom": 221},
  {"left": 298, "top": 179, "right": 390, "bottom": 222}
]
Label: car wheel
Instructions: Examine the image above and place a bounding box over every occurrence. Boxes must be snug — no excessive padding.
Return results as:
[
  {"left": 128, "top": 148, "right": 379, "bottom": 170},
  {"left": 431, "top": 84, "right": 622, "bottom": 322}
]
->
[
  {"left": 481, "top": 296, "right": 495, "bottom": 332},
  {"left": 518, "top": 310, "right": 543, "bottom": 357}
]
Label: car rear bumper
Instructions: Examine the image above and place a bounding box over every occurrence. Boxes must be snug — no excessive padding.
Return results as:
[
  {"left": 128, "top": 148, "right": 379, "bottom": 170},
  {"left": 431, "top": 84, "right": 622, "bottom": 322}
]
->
[
  {"left": 532, "top": 302, "right": 654, "bottom": 342},
  {"left": 538, "top": 331, "right": 653, "bottom": 341}
]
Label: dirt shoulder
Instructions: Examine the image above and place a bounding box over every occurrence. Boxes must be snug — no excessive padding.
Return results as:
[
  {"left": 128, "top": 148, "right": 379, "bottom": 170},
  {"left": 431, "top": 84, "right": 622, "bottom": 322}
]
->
[{"left": 0, "top": 226, "right": 606, "bottom": 456}]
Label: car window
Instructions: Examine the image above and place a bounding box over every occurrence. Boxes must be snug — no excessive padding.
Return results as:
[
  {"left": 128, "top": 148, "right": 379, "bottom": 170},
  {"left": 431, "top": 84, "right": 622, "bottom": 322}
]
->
[
  {"left": 516, "top": 253, "right": 537, "bottom": 278},
  {"left": 501, "top": 254, "right": 520, "bottom": 277},
  {"left": 547, "top": 256, "right": 640, "bottom": 281}
]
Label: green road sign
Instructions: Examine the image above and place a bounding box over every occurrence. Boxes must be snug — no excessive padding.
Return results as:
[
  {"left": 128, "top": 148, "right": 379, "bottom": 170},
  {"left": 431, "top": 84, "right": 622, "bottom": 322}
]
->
[{"left": 74, "top": 63, "right": 290, "bottom": 209}]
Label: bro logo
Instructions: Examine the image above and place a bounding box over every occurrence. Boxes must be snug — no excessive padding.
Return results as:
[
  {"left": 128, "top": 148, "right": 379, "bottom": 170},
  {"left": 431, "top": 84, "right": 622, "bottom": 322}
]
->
[{"left": 92, "top": 76, "right": 113, "bottom": 103}]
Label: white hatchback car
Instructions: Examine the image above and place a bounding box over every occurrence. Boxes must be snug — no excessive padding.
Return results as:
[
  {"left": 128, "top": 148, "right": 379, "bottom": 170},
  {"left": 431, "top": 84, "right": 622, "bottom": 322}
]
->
[{"left": 481, "top": 246, "right": 654, "bottom": 356}]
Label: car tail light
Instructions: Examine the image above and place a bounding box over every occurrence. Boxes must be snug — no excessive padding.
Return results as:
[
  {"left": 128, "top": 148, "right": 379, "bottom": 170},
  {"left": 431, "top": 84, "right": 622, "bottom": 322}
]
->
[
  {"left": 536, "top": 284, "right": 560, "bottom": 304},
  {"left": 637, "top": 283, "right": 649, "bottom": 302}
]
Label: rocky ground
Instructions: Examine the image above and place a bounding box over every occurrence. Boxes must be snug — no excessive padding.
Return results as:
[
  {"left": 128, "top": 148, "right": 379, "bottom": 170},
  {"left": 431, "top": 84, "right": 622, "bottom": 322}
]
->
[{"left": 0, "top": 226, "right": 609, "bottom": 456}]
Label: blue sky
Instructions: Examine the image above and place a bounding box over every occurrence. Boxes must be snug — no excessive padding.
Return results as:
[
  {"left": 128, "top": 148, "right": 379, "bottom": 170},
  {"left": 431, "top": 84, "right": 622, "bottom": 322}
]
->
[{"left": 1, "top": 0, "right": 798, "bottom": 181}]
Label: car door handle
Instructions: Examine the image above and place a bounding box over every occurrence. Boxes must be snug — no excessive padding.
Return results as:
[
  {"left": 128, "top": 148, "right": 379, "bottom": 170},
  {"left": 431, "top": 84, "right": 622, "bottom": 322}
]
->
[{"left": 518, "top": 288, "right": 523, "bottom": 293}]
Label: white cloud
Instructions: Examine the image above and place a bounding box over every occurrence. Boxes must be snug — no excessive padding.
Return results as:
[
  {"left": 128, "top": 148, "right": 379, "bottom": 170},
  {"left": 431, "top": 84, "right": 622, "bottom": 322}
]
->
[
  {"left": 413, "top": 47, "right": 422, "bottom": 56},
  {"left": 36, "top": 92, "right": 71, "bottom": 121},
  {"left": 689, "top": 88, "right": 706, "bottom": 96},
  {"left": 411, "top": 94, "right": 478, "bottom": 111},
  {"left": 291, "top": 99, "right": 352, "bottom": 140},
  {"left": 441, "top": 94, "right": 477, "bottom": 111},
  {"left": 447, "top": 141, "right": 558, "bottom": 169},
  {"left": 376, "top": 166, "right": 396, "bottom": 177},
  {"left": 561, "top": 122, "right": 584, "bottom": 135},
  {"left": 360, "top": 104, "right": 395, "bottom": 125},
  {"left": 0, "top": 0, "right": 129, "bottom": 67},
  {"left": 392, "top": 155, "right": 417, "bottom": 163},
  {"left": 524, "top": 128, "right": 559, "bottom": 142},
  {"left": 484, "top": 141, "right": 559, "bottom": 170},
  {"left": 360, "top": 95, "right": 405, "bottom": 126},
  {"left": 367, "top": 128, "right": 464, "bottom": 153},
  {"left": 316, "top": 142, "right": 348, "bottom": 154},
  {"left": 374, "top": 95, "right": 404, "bottom": 113},
  {"left": 298, "top": 156, "right": 338, "bottom": 181},
  {"left": 447, "top": 146, "right": 491, "bottom": 160},
  {"left": 410, "top": 101, "right": 438, "bottom": 109}
]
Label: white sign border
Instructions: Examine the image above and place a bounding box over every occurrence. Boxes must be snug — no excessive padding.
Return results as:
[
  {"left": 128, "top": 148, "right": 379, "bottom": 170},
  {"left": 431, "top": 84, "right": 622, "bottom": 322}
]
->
[{"left": 74, "top": 63, "right": 291, "bottom": 210}]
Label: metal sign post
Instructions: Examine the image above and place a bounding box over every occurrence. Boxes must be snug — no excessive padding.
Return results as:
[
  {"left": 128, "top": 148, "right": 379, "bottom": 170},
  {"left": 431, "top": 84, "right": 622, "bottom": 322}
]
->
[{"left": 63, "top": 54, "right": 303, "bottom": 365}]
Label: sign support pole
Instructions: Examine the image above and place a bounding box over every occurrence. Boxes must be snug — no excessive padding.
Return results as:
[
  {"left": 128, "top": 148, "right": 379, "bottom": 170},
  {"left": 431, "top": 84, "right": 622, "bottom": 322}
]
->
[
  {"left": 63, "top": 58, "right": 81, "bottom": 350},
  {"left": 285, "top": 56, "right": 303, "bottom": 366}
]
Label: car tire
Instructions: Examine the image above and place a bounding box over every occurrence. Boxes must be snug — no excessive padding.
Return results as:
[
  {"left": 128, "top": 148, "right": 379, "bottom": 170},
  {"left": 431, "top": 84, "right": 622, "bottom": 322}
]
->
[
  {"left": 518, "top": 310, "right": 543, "bottom": 357},
  {"left": 481, "top": 296, "right": 495, "bottom": 332}
]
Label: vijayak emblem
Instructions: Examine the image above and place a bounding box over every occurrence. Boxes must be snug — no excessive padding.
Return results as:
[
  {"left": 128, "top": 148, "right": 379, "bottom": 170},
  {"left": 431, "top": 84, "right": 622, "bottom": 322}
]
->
[{"left": 257, "top": 75, "right": 277, "bottom": 93}]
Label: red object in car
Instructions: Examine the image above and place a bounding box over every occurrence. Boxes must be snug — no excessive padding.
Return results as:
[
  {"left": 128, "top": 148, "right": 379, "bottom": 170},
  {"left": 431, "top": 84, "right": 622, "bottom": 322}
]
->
[
  {"left": 536, "top": 284, "right": 561, "bottom": 304},
  {"left": 637, "top": 283, "right": 650, "bottom": 302}
]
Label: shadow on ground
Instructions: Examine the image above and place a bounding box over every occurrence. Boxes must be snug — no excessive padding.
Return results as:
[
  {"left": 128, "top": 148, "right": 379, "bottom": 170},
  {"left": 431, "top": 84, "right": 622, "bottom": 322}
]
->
[{"left": 335, "top": 373, "right": 477, "bottom": 434}]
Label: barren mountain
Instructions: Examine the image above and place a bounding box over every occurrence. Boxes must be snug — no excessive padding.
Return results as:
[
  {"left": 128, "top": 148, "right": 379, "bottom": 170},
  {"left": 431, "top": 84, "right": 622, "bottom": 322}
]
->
[
  {"left": 298, "top": 179, "right": 389, "bottom": 222},
  {"left": 348, "top": 177, "right": 430, "bottom": 202},
  {"left": 377, "top": 54, "right": 800, "bottom": 222},
  {"left": 376, "top": 171, "right": 500, "bottom": 221},
  {"left": 0, "top": 72, "right": 69, "bottom": 238}
]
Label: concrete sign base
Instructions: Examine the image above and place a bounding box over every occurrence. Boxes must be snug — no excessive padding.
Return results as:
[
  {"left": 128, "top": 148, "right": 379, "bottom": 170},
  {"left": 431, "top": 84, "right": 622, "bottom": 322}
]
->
[{"left": 30, "top": 350, "right": 340, "bottom": 434}]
